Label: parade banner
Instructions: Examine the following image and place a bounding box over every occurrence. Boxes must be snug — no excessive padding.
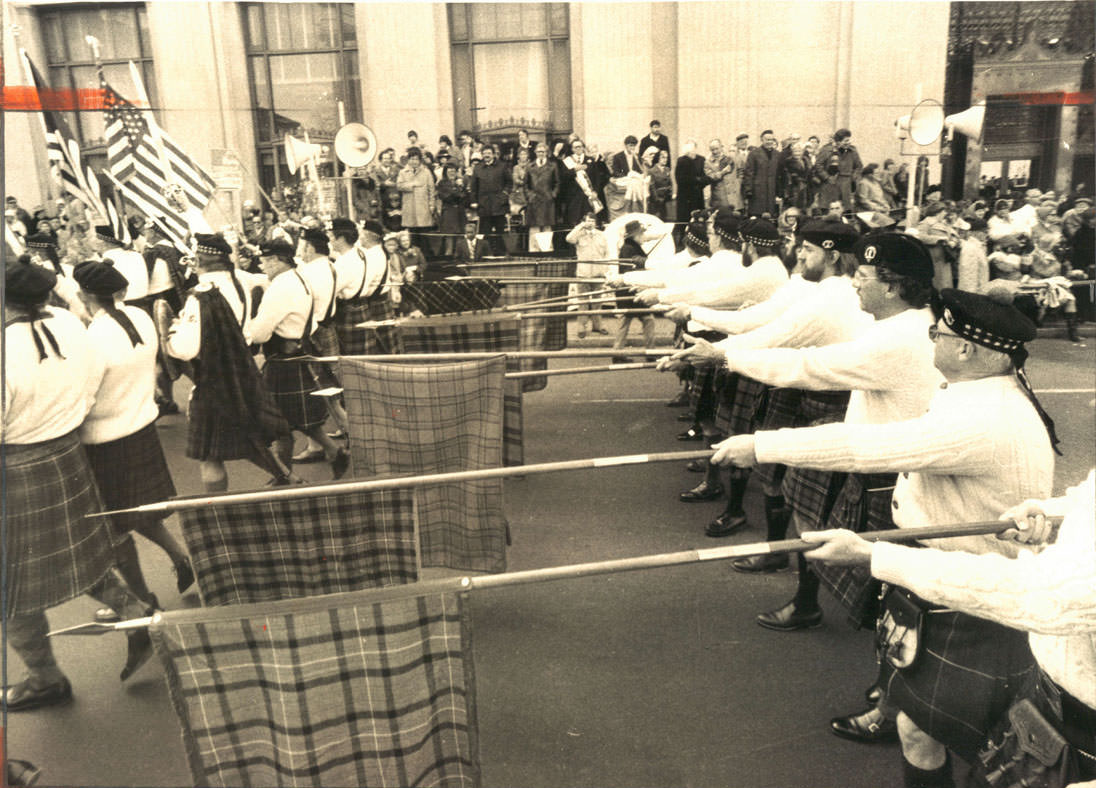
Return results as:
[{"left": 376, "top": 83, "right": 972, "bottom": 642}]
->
[
  {"left": 179, "top": 488, "right": 417, "bottom": 606},
  {"left": 399, "top": 312, "right": 524, "bottom": 466},
  {"left": 496, "top": 259, "right": 574, "bottom": 391},
  {"left": 151, "top": 590, "right": 479, "bottom": 788},
  {"left": 340, "top": 357, "right": 509, "bottom": 574}
]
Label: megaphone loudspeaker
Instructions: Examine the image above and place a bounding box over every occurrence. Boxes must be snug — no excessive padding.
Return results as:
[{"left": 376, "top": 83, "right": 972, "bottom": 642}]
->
[
  {"left": 945, "top": 103, "right": 985, "bottom": 142},
  {"left": 285, "top": 134, "right": 325, "bottom": 175}
]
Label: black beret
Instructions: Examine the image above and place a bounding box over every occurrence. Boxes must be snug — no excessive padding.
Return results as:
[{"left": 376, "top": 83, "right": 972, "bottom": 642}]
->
[
  {"left": 73, "top": 259, "right": 130, "bottom": 296},
  {"left": 25, "top": 232, "right": 56, "bottom": 250},
  {"left": 360, "top": 219, "right": 385, "bottom": 238},
  {"left": 193, "top": 233, "right": 232, "bottom": 258},
  {"left": 329, "top": 218, "right": 359, "bottom": 238},
  {"left": 6, "top": 262, "right": 57, "bottom": 305},
  {"left": 854, "top": 231, "right": 933, "bottom": 281},
  {"left": 936, "top": 288, "right": 1035, "bottom": 355},
  {"left": 94, "top": 224, "right": 120, "bottom": 245},
  {"left": 301, "top": 228, "right": 329, "bottom": 252},
  {"left": 624, "top": 220, "right": 644, "bottom": 237},
  {"left": 259, "top": 239, "right": 296, "bottom": 263},
  {"left": 798, "top": 219, "right": 860, "bottom": 252},
  {"left": 740, "top": 218, "right": 781, "bottom": 247},
  {"left": 711, "top": 207, "right": 741, "bottom": 243},
  {"left": 684, "top": 220, "right": 709, "bottom": 253}
]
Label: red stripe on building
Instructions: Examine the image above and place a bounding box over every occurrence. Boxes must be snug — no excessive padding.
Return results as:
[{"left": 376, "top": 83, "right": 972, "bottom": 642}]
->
[
  {"left": 1000, "top": 91, "right": 1095, "bottom": 106},
  {"left": 0, "top": 86, "right": 109, "bottom": 111}
]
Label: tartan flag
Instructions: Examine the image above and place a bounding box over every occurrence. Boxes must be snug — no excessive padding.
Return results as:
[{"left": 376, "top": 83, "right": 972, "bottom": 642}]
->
[
  {"left": 398, "top": 312, "right": 525, "bottom": 466},
  {"left": 178, "top": 488, "right": 418, "bottom": 607},
  {"left": 151, "top": 589, "right": 480, "bottom": 787},
  {"left": 102, "top": 63, "right": 216, "bottom": 244},
  {"left": 340, "top": 356, "right": 509, "bottom": 573},
  {"left": 20, "top": 50, "right": 128, "bottom": 243}
]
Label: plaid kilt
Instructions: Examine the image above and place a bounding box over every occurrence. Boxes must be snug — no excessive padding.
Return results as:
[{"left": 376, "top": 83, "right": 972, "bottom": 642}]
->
[
  {"left": 785, "top": 389, "right": 851, "bottom": 528},
  {"left": 753, "top": 387, "right": 803, "bottom": 493},
  {"left": 812, "top": 472, "right": 897, "bottom": 628},
  {"left": 335, "top": 297, "right": 403, "bottom": 356},
  {"left": 715, "top": 372, "right": 766, "bottom": 437},
  {"left": 4, "top": 432, "right": 115, "bottom": 617},
  {"left": 311, "top": 322, "right": 340, "bottom": 358},
  {"left": 151, "top": 590, "right": 479, "bottom": 787},
  {"left": 179, "top": 489, "right": 417, "bottom": 606},
  {"left": 84, "top": 421, "right": 177, "bottom": 539},
  {"left": 186, "top": 385, "right": 266, "bottom": 463},
  {"left": 880, "top": 600, "right": 1035, "bottom": 762},
  {"left": 262, "top": 358, "right": 328, "bottom": 432},
  {"left": 498, "top": 280, "right": 568, "bottom": 392}
]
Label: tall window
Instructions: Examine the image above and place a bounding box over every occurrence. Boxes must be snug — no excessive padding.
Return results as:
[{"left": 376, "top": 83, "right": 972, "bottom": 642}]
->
[
  {"left": 241, "top": 2, "right": 359, "bottom": 194},
  {"left": 448, "top": 3, "right": 571, "bottom": 141},
  {"left": 38, "top": 4, "right": 156, "bottom": 152}
]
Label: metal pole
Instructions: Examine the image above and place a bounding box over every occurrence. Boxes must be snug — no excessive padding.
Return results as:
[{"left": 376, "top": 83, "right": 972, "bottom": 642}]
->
[
  {"left": 86, "top": 448, "right": 715, "bottom": 519},
  {"left": 304, "top": 348, "right": 677, "bottom": 362}
]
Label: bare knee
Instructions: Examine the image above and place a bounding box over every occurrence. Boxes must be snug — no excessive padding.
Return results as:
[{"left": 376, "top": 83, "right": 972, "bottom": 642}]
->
[{"left": 897, "top": 712, "right": 947, "bottom": 770}]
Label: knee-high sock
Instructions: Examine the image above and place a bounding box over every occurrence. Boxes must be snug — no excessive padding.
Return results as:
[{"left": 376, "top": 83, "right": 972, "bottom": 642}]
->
[
  {"left": 902, "top": 756, "right": 953, "bottom": 788},
  {"left": 763, "top": 495, "right": 789, "bottom": 541},
  {"left": 793, "top": 553, "right": 822, "bottom": 612},
  {"left": 724, "top": 474, "right": 748, "bottom": 516}
]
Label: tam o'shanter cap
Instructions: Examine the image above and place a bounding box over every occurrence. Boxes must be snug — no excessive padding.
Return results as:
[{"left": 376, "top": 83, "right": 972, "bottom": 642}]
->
[
  {"left": 854, "top": 231, "right": 934, "bottom": 281},
  {"left": 73, "top": 259, "right": 129, "bottom": 296},
  {"left": 740, "top": 218, "right": 781, "bottom": 247},
  {"left": 798, "top": 219, "right": 860, "bottom": 252},
  {"left": 360, "top": 220, "right": 385, "bottom": 238},
  {"left": 711, "top": 207, "right": 741, "bottom": 244},
  {"left": 25, "top": 232, "right": 56, "bottom": 250},
  {"left": 936, "top": 288, "right": 1035, "bottom": 355},
  {"left": 259, "top": 239, "right": 296, "bottom": 262},
  {"left": 6, "top": 262, "right": 58, "bottom": 304},
  {"left": 94, "top": 224, "right": 120, "bottom": 245},
  {"left": 194, "top": 233, "right": 232, "bottom": 258},
  {"left": 301, "top": 228, "right": 328, "bottom": 249},
  {"left": 329, "top": 217, "right": 358, "bottom": 237}
]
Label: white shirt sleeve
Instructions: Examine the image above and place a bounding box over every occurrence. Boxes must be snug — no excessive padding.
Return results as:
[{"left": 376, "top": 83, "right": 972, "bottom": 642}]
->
[{"left": 165, "top": 293, "right": 201, "bottom": 361}]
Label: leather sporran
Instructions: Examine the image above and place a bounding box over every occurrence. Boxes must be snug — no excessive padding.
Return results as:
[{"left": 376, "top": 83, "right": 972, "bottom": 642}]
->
[{"left": 875, "top": 586, "right": 924, "bottom": 669}]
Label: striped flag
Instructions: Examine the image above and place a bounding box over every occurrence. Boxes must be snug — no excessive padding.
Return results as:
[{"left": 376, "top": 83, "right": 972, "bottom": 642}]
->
[
  {"left": 19, "top": 50, "right": 128, "bottom": 242},
  {"left": 102, "top": 64, "right": 217, "bottom": 245}
]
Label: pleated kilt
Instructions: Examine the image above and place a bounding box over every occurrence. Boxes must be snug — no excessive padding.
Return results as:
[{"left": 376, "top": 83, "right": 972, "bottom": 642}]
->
[
  {"left": 714, "top": 372, "right": 767, "bottom": 437},
  {"left": 334, "top": 298, "right": 404, "bottom": 356},
  {"left": 785, "top": 390, "right": 852, "bottom": 530},
  {"left": 4, "top": 431, "right": 115, "bottom": 617},
  {"left": 813, "top": 472, "right": 897, "bottom": 628},
  {"left": 685, "top": 330, "right": 725, "bottom": 413},
  {"left": 880, "top": 597, "right": 1035, "bottom": 763},
  {"left": 84, "top": 420, "right": 177, "bottom": 539},
  {"left": 186, "top": 386, "right": 266, "bottom": 463},
  {"left": 311, "top": 322, "right": 340, "bottom": 358},
  {"left": 263, "top": 357, "right": 328, "bottom": 432},
  {"left": 753, "top": 387, "right": 804, "bottom": 493}
]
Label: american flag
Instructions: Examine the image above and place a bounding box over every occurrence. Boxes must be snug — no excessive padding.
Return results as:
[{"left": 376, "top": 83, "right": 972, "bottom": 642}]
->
[
  {"left": 20, "top": 50, "right": 128, "bottom": 243},
  {"left": 102, "top": 68, "right": 217, "bottom": 246}
]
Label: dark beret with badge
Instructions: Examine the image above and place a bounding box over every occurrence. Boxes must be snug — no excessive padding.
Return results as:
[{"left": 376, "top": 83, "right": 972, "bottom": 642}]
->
[
  {"left": 5, "top": 262, "right": 58, "bottom": 305},
  {"left": 329, "top": 217, "right": 360, "bottom": 241},
  {"left": 301, "top": 228, "right": 329, "bottom": 254},
  {"left": 711, "top": 207, "right": 741, "bottom": 245},
  {"left": 259, "top": 239, "right": 297, "bottom": 264},
  {"left": 25, "top": 232, "right": 56, "bottom": 251},
  {"left": 684, "top": 219, "right": 709, "bottom": 254},
  {"left": 361, "top": 219, "right": 385, "bottom": 239},
  {"left": 797, "top": 219, "right": 860, "bottom": 252},
  {"left": 740, "top": 218, "right": 782, "bottom": 248},
  {"left": 193, "top": 232, "right": 233, "bottom": 259},
  {"left": 855, "top": 231, "right": 934, "bottom": 282},
  {"left": 94, "top": 224, "right": 122, "bottom": 246},
  {"left": 73, "top": 259, "right": 130, "bottom": 296}
]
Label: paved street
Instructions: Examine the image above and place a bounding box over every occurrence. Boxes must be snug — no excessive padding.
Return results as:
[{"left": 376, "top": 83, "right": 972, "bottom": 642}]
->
[{"left": 6, "top": 324, "right": 1093, "bottom": 787}]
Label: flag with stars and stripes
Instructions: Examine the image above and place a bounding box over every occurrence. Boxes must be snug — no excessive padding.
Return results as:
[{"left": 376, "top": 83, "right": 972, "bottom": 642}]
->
[
  {"left": 102, "top": 66, "right": 216, "bottom": 246},
  {"left": 20, "top": 50, "right": 129, "bottom": 243}
]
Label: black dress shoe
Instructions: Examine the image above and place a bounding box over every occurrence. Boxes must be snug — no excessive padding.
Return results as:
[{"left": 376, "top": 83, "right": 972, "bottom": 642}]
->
[
  {"left": 865, "top": 684, "right": 883, "bottom": 706},
  {"left": 331, "top": 448, "right": 350, "bottom": 480},
  {"left": 4, "top": 678, "right": 72, "bottom": 712},
  {"left": 830, "top": 706, "right": 898, "bottom": 744},
  {"left": 121, "top": 630, "right": 153, "bottom": 682},
  {"left": 705, "top": 511, "right": 748, "bottom": 537},
  {"left": 731, "top": 554, "right": 790, "bottom": 574},
  {"left": 175, "top": 558, "right": 195, "bottom": 594},
  {"left": 677, "top": 427, "right": 705, "bottom": 442},
  {"left": 756, "top": 600, "right": 823, "bottom": 632},
  {"left": 679, "top": 481, "right": 725, "bottom": 502},
  {"left": 685, "top": 459, "right": 707, "bottom": 472}
]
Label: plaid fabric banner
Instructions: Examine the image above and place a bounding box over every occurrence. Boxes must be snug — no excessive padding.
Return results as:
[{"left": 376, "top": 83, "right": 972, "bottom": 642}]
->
[
  {"left": 179, "top": 489, "right": 417, "bottom": 607},
  {"left": 401, "top": 280, "right": 502, "bottom": 315},
  {"left": 152, "top": 589, "right": 480, "bottom": 787},
  {"left": 497, "top": 280, "right": 568, "bottom": 392},
  {"left": 399, "top": 313, "right": 524, "bottom": 467},
  {"left": 340, "top": 357, "right": 509, "bottom": 573}
]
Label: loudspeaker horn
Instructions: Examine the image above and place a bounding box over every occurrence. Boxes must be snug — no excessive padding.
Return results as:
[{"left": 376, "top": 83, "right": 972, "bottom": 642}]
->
[
  {"left": 908, "top": 99, "right": 945, "bottom": 146},
  {"left": 945, "top": 103, "right": 985, "bottom": 142},
  {"left": 284, "top": 134, "right": 325, "bottom": 175},
  {"left": 334, "top": 123, "right": 378, "bottom": 169}
]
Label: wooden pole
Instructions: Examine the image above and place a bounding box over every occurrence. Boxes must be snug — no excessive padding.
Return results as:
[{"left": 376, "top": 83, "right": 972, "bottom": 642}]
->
[
  {"left": 501, "top": 287, "right": 620, "bottom": 310},
  {"left": 303, "top": 348, "right": 677, "bottom": 362},
  {"left": 460, "top": 258, "right": 631, "bottom": 268},
  {"left": 506, "top": 362, "right": 657, "bottom": 379},
  {"left": 517, "top": 308, "right": 664, "bottom": 319},
  {"left": 86, "top": 449, "right": 716, "bottom": 519},
  {"left": 50, "top": 518, "right": 1061, "bottom": 636}
]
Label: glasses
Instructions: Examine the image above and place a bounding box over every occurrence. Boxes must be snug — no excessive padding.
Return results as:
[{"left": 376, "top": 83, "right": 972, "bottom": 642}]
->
[{"left": 927, "top": 325, "right": 963, "bottom": 342}]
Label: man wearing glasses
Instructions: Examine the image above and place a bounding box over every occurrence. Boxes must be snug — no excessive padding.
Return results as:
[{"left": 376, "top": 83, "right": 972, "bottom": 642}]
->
[{"left": 711, "top": 286, "right": 1059, "bottom": 788}]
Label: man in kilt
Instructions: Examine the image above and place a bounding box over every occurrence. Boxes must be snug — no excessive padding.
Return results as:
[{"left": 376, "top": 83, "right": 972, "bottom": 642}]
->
[
  {"left": 2, "top": 264, "right": 156, "bottom": 711},
  {"left": 665, "top": 219, "right": 869, "bottom": 539},
  {"left": 250, "top": 240, "right": 349, "bottom": 478},
  {"left": 292, "top": 227, "right": 351, "bottom": 463},
  {"left": 138, "top": 218, "right": 193, "bottom": 416},
  {"left": 74, "top": 261, "right": 193, "bottom": 617},
  {"left": 165, "top": 233, "right": 294, "bottom": 492},
  {"left": 708, "top": 231, "right": 943, "bottom": 742},
  {"left": 712, "top": 288, "right": 1058, "bottom": 787},
  {"left": 330, "top": 218, "right": 402, "bottom": 357}
]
